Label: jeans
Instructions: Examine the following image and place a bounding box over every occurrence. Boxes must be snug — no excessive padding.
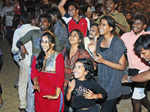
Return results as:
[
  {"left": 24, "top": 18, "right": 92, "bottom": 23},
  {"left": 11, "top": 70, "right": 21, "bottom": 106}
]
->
[
  {"left": 100, "top": 98, "right": 118, "bottom": 112},
  {"left": 18, "top": 61, "right": 29, "bottom": 109},
  {"left": 26, "top": 68, "right": 35, "bottom": 112}
]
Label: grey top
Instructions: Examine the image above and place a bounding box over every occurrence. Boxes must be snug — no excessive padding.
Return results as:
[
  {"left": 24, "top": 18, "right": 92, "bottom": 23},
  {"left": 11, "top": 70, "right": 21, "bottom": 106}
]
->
[
  {"left": 54, "top": 20, "right": 68, "bottom": 52},
  {"left": 17, "top": 29, "right": 42, "bottom": 57},
  {"left": 96, "top": 36, "right": 129, "bottom": 100}
]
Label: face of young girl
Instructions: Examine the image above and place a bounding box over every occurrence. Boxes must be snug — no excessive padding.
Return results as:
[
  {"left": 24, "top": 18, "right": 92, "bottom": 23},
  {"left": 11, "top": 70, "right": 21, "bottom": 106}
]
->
[
  {"left": 69, "top": 31, "right": 80, "bottom": 46},
  {"left": 41, "top": 36, "right": 52, "bottom": 52},
  {"left": 73, "top": 62, "right": 87, "bottom": 80}
]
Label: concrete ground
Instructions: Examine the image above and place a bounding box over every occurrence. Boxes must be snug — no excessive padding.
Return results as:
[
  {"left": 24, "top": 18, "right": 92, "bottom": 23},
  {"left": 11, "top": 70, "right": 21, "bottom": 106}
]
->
[{"left": 0, "top": 39, "right": 149, "bottom": 112}]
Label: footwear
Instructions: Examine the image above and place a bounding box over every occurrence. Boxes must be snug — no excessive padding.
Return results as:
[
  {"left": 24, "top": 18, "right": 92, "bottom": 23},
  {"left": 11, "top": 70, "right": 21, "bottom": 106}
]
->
[
  {"left": 0, "top": 104, "right": 3, "bottom": 108},
  {"left": 0, "top": 99, "right": 3, "bottom": 108},
  {"left": 14, "top": 84, "right": 18, "bottom": 88},
  {"left": 18, "top": 108, "right": 26, "bottom": 112}
]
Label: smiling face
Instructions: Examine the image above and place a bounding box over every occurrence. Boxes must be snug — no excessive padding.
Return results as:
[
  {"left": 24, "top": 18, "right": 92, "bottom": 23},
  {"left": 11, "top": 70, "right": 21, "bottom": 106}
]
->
[
  {"left": 132, "top": 19, "right": 146, "bottom": 34},
  {"left": 140, "top": 48, "right": 150, "bottom": 62},
  {"left": 98, "top": 19, "right": 112, "bottom": 35},
  {"left": 104, "top": 0, "right": 116, "bottom": 14},
  {"left": 89, "top": 25, "right": 99, "bottom": 39},
  {"left": 73, "top": 62, "right": 87, "bottom": 80},
  {"left": 41, "top": 35, "right": 53, "bottom": 52},
  {"left": 69, "top": 31, "right": 81, "bottom": 46},
  {"left": 68, "top": 5, "right": 77, "bottom": 17}
]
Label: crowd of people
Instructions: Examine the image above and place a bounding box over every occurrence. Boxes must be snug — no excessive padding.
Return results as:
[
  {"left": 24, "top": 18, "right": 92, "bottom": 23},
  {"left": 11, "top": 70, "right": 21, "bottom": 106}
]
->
[{"left": 0, "top": 0, "right": 150, "bottom": 112}]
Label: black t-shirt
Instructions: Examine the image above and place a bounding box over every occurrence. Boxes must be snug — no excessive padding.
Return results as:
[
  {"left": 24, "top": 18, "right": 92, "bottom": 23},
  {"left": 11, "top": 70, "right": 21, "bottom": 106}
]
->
[{"left": 71, "top": 79, "right": 106, "bottom": 109}]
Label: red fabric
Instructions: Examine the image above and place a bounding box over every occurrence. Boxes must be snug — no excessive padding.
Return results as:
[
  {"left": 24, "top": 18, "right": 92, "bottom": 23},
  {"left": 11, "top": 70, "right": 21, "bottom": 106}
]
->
[
  {"left": 14, "top": 3, "right": 21, "bottom": 15},
  {"left": 31, "top": 54, "right": 64, "bottom": 112},
  {"left": 68, "top": 18, "right": 88, "bottom": 37}
]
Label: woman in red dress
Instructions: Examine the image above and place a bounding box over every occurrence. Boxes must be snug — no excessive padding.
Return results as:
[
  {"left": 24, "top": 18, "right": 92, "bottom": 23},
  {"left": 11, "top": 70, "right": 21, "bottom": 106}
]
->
[{"left": 31, "top": 32, "right": 64, "bottom": 112}]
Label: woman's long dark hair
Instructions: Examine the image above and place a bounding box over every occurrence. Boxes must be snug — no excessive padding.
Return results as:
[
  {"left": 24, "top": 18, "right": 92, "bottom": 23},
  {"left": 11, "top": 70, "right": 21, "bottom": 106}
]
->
[
  {"left": 76, "top": 58, "right": 95, "bottom": 80},
  {"left": 100, "top": 16, "right": 116, "bottom": 34},
  {"left": 64, "top": 29, "right": 85, "bottom": 58},
  {"left": 36, "top": 32, "right": 56, "bottom": 71}
]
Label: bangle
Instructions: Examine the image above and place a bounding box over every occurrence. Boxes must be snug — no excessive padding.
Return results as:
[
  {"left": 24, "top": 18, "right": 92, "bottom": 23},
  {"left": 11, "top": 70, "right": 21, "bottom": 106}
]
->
[{"left": 127, "top": 76, "right": 133, "bottom": 82}]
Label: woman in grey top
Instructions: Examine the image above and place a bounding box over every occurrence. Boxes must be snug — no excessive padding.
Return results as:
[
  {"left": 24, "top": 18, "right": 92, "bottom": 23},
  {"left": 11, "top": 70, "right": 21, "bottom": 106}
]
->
[{"left": 90, "top": 16, "right": 129, "bottom": 112}]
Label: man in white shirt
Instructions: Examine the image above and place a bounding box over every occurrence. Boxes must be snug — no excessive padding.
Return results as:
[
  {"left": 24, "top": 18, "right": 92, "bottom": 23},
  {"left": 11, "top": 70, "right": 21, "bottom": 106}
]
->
[
  {"left": 11, "top": 13, "right": 39, "bottom": 112},
  {"left": 84, "top": 23, "right": 99, "bottom": 52}
]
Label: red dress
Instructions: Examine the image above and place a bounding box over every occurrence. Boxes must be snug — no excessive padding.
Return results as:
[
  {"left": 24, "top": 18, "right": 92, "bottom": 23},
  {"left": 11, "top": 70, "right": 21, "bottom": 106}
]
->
[{"left": 31, "top": 53, "right": 64, "bottom": 112}]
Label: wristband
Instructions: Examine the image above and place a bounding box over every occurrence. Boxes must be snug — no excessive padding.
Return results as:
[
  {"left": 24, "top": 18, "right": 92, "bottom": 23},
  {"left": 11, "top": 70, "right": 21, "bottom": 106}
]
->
[{"left": 127, "top": 76, "right": 133, "bottom": 83}]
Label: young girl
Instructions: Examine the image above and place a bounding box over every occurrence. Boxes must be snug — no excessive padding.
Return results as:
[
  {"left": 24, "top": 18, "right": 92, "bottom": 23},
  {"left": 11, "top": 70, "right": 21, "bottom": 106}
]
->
[{"left": 66, "top": 58, "right": 106, "bottom": 112}]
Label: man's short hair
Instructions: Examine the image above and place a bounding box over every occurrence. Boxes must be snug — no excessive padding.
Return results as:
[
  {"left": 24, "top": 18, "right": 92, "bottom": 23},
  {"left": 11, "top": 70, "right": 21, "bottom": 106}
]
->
[
  {"left": 90, "top": 23, "right": 98, "bottom": 28},
  {"left": 39, "top": 14, "right": 52, "bottom": 23},
  {"left": 133, "top": 13, "right": 147, "bottom": 25},
  {"left": 134, "top": 34, "right": 150, "bottom": 55},
  {"left": 67, "top": 1, "right": 80, "bottom": 10}
]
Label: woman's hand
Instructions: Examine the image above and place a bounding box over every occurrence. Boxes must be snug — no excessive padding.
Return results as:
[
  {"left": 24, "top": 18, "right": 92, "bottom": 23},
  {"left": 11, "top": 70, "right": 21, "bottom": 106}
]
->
[
  {"left": 43, "top": 88, "right": 61, "bottom": 100},
  {"left": 94, "top": 53, "right": 105, "bottom": 63},
  {"left": 83, "top": 89, "right": 99, "bottom": 99},
  {"left": 122, "top": 75, "right": 133, "bottom": 83},
  {"left": 43, "top": 95, "right": 52, "bottom": 100},
  {"left": 33, "top": 83, "right": 40, "bottom": 92},
  {"left": 68, "top": 79, "right": 75, "bottom": 92}
]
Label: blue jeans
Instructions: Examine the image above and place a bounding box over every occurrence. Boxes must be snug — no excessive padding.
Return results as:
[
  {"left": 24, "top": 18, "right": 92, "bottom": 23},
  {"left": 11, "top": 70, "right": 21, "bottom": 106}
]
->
[{"left": 26, "top": 68, "right": 35, "bottom": 112}]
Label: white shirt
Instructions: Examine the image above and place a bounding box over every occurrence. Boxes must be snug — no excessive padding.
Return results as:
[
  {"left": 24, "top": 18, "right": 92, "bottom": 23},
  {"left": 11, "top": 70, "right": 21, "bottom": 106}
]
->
[
  {"left": 1, "top": 6, "right": 14, "bottom": 26},
  {"left": 11, "top": 24, "right": 40, "bottom": 65}
]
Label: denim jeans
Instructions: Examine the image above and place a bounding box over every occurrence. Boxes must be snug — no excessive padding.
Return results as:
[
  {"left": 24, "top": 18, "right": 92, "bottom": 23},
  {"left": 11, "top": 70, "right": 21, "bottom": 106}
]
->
[{"left": 26, "top": 68, "right": 35, "bottom": 112}]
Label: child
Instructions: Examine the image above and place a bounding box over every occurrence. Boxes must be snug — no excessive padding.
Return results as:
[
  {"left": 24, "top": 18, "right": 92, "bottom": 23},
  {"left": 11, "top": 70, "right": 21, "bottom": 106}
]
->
[
  {"left": 66, "top": 58, "right": 106, "bottom": 112},
  {"left": 0, "top": 48, "right": 3, "bottom": 108}
]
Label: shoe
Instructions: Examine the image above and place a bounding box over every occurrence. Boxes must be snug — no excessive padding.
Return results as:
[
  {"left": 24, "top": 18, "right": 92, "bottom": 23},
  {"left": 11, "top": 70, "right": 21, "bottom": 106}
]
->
[
  {"left": 14, "top": 84, "right": 18, "bottom": 88},
  {"left": 18, "top": 108, "right": 26, "bottom": 112},
  {"left": 0, "top": 104, "right": 3, "bottom": 108},
  {"left": 0, "top": 99, "right": 3, "bottom": 108}
]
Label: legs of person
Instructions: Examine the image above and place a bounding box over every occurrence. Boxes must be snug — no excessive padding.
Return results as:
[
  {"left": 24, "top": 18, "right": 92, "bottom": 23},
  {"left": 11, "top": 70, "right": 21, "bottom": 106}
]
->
[
  {"left": 100, "top": 98, "right": 118, "bottom": 112},
  {"left": 132, "top": 99, "right": 141, "bottom": 112},
  {"left": 0, "top": 55, "right": 3, "bottom": 107},
  {"left": 26, "top": 68, "right": 35, "bottom": 112},
  {"left": 5, "top": 26, "right": 13, "bottom": 45},
  {"left": 131, "top": 87, "right": 146, "bottom": 112},
  {"left": 18, "top": 62, "right": 29, "bottom": 109},
  {"left": 0, "top": 84, "right": 3, "bottom": 107},
  {"left": 140, "top": 97, "right": 150, "bottom": 111}
]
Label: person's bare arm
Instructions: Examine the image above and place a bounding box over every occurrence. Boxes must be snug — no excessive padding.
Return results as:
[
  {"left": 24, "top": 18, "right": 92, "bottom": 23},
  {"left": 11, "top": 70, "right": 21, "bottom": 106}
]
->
[
  {"left": 58, "top": 0, "right": 68, "bottom": 16},
  {"left": 95, "top": 54, "right": 127, "bottom": 70},
  {"left": 66, "top": 80, "right": 75, "bottom": 101},
  {"left": 116, "top": 23, "right": 130, "bottom": 33},
  {"left": 131, "top": 70, "right": 150, "bottom": 82},
  {"left": 43, "top": 88, "right": 61, "bottom": 99}
]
